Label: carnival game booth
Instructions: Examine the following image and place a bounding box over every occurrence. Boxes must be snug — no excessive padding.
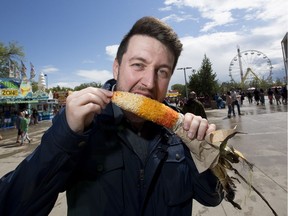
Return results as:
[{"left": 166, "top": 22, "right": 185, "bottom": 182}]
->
[
  {"left": 165, "top": 90, "right": 182, "bottom": 107},
  {"left": 0, "top": 78, "right": 56, "bottom": 128},
  {"left": 35, "top": 98, "right": 58, "bottom": 121}
]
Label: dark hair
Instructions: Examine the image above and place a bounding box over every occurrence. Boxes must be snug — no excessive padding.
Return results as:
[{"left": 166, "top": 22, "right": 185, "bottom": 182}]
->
[{"left": 116, "top": 16, "right": 183, "bottom": 72}]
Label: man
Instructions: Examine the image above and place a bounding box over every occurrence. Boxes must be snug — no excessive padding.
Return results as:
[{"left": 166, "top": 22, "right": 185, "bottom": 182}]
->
[
  {"left": 0, "top": 16, "right": 223, "bottom": 215},
  {"left": 14, "top": 111, "right": 23, "bottom": 143},
  {"left": 182, "top": 91, "right": 207, "bottom": 119},
  {"left": 20, "top": 113, "right": 31, "bottom": 145},
  {"left": 231, "top": 89, "right": 241, "bottom": 115},
  {"left": 226, "top": 91, "right": 234, "bottom": 118}
]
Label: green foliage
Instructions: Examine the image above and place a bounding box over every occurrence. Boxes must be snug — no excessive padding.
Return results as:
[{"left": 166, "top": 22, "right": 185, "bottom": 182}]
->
[
  {"left": 74, "top": 82, "right": 102, "bottom": 91},
  {"left": 0, "top": 42, "right": 25, "bottom": 77},
  {"left": 187, "top": 54, "right": 218, "bottom": 97},
  {"left": 50, "top": 85, "right": 73, "bottom": 92},
  {"left": 31, "top": 81, "right": 39, "bottom": 92},
  {"left": 171, "top": 84, "right": 185, "bottom": 97}
]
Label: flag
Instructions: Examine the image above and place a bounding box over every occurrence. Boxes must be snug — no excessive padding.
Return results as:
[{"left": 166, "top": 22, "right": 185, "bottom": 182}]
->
[
  {"left": 21, "top": 60, "right": 27, "bottom": 79},
  {"left": 8, "top": 60, "right": 15, "bottom": 78},
  {"left": 30, "top": 62, "right": 36, "bottom": 80},
  {"left": 14, "top": 65, "right": 20, "bottom": 79}
]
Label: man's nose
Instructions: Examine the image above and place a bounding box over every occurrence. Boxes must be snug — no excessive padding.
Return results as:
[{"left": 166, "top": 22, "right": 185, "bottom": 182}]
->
[{"left": 141, "top": 69, "right": 156, "bottom": 89}]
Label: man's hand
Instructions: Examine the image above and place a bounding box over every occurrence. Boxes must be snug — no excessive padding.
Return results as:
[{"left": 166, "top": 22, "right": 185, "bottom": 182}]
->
[
  {"left": 65, "top": 87, "right": 113, "bottom": 133},
  {"left": 182, "top": 113, "right": 216, "bottom": 140}
]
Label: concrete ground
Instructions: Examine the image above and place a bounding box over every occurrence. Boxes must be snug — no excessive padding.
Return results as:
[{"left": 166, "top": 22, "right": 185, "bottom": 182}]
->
[
  {"left": 192, "top": 101, "right": 287, "bottom": 216},
  {"left": 0, "top": 99, "right": 287, "bottom": 216}
]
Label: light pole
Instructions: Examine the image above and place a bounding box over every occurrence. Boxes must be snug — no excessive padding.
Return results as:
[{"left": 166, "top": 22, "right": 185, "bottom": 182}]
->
[
  {"left": 177, "top": 67, "right": 192, "bottom": 99},
  {"left": 44, "top": 74, "right": 48, "bottom": 89}
]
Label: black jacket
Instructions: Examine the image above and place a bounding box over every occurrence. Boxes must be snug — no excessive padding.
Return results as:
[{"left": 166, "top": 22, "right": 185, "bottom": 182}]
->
[{"left": 0, "top": 98, "right": 222, "bottom": 216}]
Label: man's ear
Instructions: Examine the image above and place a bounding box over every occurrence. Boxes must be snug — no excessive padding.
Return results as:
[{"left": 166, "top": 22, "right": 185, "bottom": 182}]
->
[{"left": 113, "top": 59, "right": 119, "bottom": 80}]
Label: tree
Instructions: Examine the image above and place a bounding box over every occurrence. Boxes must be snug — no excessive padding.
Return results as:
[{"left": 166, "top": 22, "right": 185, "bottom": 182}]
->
[
  {"left": 0, "top": 42, "right": 25, "bottom": 77},
  {"left": 187, "top": 54, "right": 218, "bottom": 97},
  {"left": 49, "top": 85, "right": 73, "bottom": 93},
  {"left": 74, "top": 82, "right": 102, "bottom": 91},
  {"left": 171, "top": 84, "right": 185, "bottom": 97},
  {"left": 31, "top": 81, "right": 39, "bottom": 93}
]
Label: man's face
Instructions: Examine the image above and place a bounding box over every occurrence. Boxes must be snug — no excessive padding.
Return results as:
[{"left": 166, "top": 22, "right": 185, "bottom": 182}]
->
[{"left": 113, "top": 35, "right": 174, "bottom": 103}]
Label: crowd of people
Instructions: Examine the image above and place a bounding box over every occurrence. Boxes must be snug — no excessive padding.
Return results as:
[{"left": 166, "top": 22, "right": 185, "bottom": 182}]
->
[
  {"left": 247, "top": 86, "right": 287, "bottom": 106},
  {"left": 165, "top": 85, "right": 287, "bottom": 119}
]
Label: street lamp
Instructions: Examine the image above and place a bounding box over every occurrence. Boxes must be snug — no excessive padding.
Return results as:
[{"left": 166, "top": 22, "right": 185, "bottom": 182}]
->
[
  {"left": 177, "top": 67, "right": 192, "bottom": 99},
  {"left": 44, "top": 74, "right": 48, "bottom": 89},
  {"left": 281, "top": 32, "right": 287, "bottom": 83}
]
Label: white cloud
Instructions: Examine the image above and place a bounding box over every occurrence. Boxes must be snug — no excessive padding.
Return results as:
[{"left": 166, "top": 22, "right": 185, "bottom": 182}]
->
[
  {"left": 48, "top": 69, "right": 114, "bottom": 89},
  {"left": 170, "top": 32, "right": 240, "bottom": 86},
  {"left": 161, "top": 14, "right": 196, "bottom": 23},
  {"left": 76, "top": 69, "right": 113, "bottom": 83},
  {"left": 40, "top": 65, "right": 59, "bottom": 74},
  {"left": 200, "top": 11, "right": 234, "bottom": 32},
  {"left": 170, "top": 30, "right": 285, "bottom": 88},
  {"left": 164, "top": 0, "right": 287, "bottom": 32},
  {"left": 159, "top": 6, "right": 172, "bottom": 11},
  {"left": 162, "top": 0, "right": 287, "bottom": 89},
  {"left": 50, "top": 81, "right": 80, "bottom": 89},
  {"left": 105, "top": 45, "right": 118, "bottom": 60}
]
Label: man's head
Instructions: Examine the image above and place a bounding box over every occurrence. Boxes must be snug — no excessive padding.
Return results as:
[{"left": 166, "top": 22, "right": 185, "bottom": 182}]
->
[
  {"left": 112, "top": 17, "right": 182, "bottom": 124},
  {"left": 116, "top": 16, "right": 183, "bottom": 72},
  {"left": 189, "top": 91, "right": 197, "bottom": 99}
]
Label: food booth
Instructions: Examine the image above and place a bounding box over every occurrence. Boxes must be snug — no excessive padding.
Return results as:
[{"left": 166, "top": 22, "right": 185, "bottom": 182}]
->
[{"left": 0, "top": 78, "right": 57, "bottom": 128}]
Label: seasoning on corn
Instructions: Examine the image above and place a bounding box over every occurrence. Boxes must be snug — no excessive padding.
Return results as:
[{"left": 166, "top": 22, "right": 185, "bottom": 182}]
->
[{"left": 112, "top": 91, "right": 183, "bottom": 130}]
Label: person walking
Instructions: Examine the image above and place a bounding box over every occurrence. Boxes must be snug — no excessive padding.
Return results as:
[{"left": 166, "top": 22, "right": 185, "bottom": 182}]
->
[
  {"left": 247, "top": 91, "right": 253, "bottom": 104},
  {"left": 274, "top": 88, "right": 281, "bottom": 105},
  {"left": 182, "top": 91, "right": 207, "bottom": 119},
  {"left": 240, "top": 91, "right": 245, "bottom": 105},
  {"left": 259, "top": 89, "right": 265, "bottom": 105},
  {"left": 0, "top": 16, "right": 223, "bottom": 216},
  {"left": 281, "top": 85, "right": 287, "bottom": 105},
  {"left": 15, "top": 111, "right": 23, "bottom": 143},
  {"left": 267, "top": 88, "right": 274, "bottom": 105},
  {"left": 32, "top": 108, "right": 39, "bottom": 125},
  {"left": 20, "top": 113, "right": 31, "bottom": 145},
  {"left": 226, "top": 91, "right": 234, "bottom": 118},
  {"left": 231, "top": 89, "right": 241, "bottom": 115},
  {"left": 254, "top": 88, "right": 260, "bottom": 105}
]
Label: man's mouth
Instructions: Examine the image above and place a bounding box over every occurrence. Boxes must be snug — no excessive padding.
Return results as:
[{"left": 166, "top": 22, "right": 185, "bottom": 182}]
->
[{"left": 132, "top": 91, "right": 154, "bottom": 100}]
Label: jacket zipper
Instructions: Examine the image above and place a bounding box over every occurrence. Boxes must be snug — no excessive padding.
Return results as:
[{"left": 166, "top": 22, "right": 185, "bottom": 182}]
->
[{"left": 139, "top": 169, "right": 144, "bottom": 184}]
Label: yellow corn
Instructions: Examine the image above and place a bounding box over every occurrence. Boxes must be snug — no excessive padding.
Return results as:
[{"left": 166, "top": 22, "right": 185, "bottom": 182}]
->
[{"left": 112, "top": 91, "right": 182, "bottom": 129}]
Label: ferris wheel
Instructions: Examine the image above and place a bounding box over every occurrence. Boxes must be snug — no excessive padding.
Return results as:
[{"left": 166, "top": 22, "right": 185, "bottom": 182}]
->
[{"left": 228, "top": 47, "right": 273, "bottom": 84}]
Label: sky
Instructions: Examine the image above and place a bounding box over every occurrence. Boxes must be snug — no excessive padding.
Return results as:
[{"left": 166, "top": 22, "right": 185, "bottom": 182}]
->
[{"left": 1, "top": 0, "right": 287, "bottom": 90}]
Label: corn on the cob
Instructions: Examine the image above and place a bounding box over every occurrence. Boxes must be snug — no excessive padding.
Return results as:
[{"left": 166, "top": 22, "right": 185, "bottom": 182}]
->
[
  {"left": 112, "top": 91, "right": 183, "bottom": 130},
  {"left": 112, "top": 91, "right": 217, "bottom": 170}
]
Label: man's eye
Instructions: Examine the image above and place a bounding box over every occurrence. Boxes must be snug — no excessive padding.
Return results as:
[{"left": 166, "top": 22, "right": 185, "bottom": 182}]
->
[
  {"left": 157, "top": 69, "right": 170, "bottom": 78},
  {"left": 132, "top": 63, "right": 144, "bottom": 70}
]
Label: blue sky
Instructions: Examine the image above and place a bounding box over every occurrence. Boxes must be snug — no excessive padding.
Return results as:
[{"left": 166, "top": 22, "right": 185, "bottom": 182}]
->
[{"left": 1, "top": 0, "right": 287, "bottom": 90}]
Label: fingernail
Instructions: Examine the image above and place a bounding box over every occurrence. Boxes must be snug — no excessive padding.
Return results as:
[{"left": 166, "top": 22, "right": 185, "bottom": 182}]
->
[{"left": 188, "top": 132, "right": 194, "bottom": 139}]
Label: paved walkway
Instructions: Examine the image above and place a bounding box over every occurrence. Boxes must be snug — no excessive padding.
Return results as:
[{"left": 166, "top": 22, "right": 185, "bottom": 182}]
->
[
  {"left": 0, "top": 100, "right": 287, "bottom": 216},
  {"left": 193, "top": 102, "right": 287, "bottom": 216}
]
